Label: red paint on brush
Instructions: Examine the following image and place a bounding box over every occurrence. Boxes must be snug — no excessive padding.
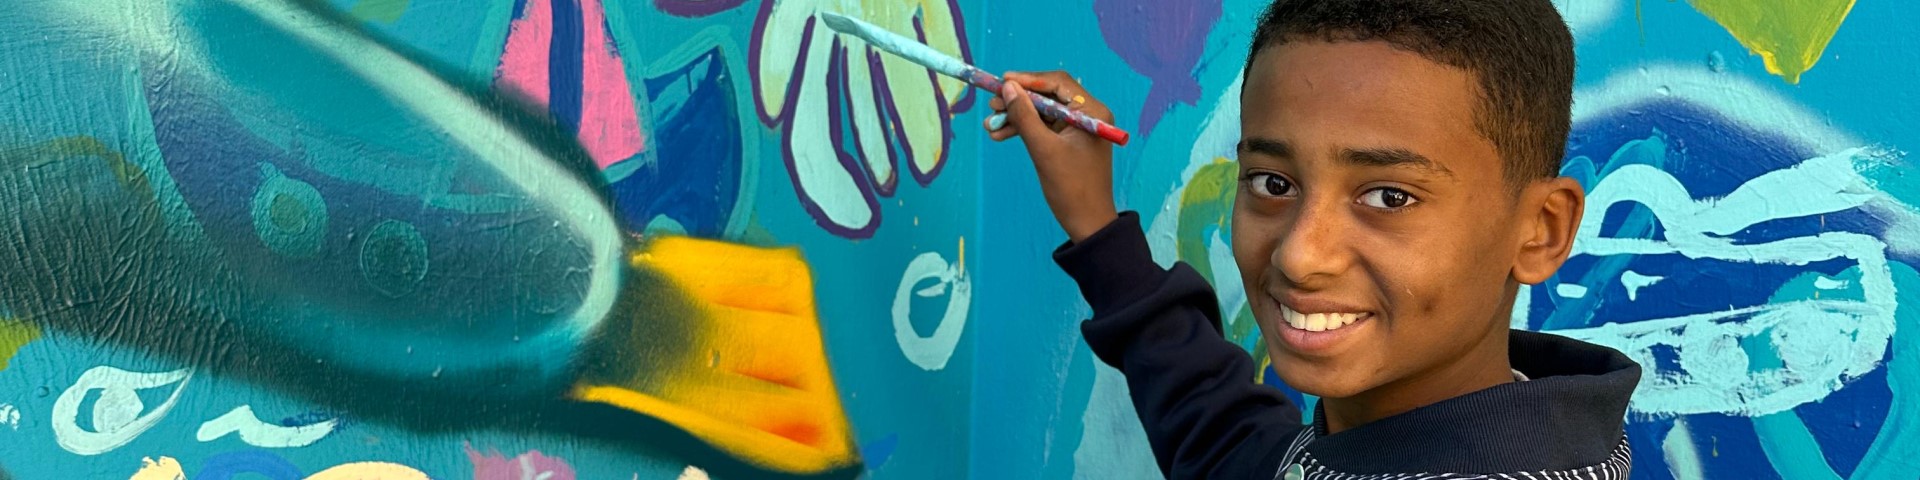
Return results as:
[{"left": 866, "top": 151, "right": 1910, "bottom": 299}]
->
[{"left": 1097, "top": 123, "right": 1131, "bottom": 146}]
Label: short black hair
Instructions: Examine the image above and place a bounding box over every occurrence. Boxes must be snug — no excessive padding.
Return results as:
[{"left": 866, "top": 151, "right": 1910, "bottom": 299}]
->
[{"left": 1245, "top": 0, "right": 1574, "bottom": 184}]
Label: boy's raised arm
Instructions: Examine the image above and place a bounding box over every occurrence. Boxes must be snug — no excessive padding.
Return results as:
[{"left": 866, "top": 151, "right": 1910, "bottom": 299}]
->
[
  {"left": 992, "top": 71, "right": 1305, "bottom": 478},
  {"left": 1054, "top": 211, "right": 1305, "bottom": 478}
]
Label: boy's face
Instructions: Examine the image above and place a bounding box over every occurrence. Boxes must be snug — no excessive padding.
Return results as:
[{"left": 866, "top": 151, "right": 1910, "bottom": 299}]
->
[{"left": 1233, "top": 40, "right": 1528, "bottom": 400}]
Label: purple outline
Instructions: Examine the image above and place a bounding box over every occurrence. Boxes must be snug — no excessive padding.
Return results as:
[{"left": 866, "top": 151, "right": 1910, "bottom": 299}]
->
[
  {"left": 777, "top": 37, "right": 883, "bottom": 239},
  {"left": 748, "top": 6, "right": 977, "bottom": 236},
  {"left": 749, "top": 1, "right": 811, "bottom": 127},
  {"left": 940, "top": 0, "right": 978, "bottom": 113},
  {"left": 906, "top": 15, "right": 956, "bottom": 187},
  {"left": 860, "top": 47, "right": 902, "bottom": 198},
  {"left": 652, "top": 0, "right": 748, "bottom": 18}
]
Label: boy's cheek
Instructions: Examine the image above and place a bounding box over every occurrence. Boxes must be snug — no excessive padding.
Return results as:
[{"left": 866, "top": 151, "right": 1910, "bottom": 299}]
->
[{"left": 1229, "top": 217, "right": 1286, "bottom": 279}]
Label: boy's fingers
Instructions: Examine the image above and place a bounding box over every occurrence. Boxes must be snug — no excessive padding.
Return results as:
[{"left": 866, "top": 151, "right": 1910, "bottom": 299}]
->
[
  {"left": 1003, "top": 71, "right": 1056, "bottom": 92},
  {"left": 989, "top": 95, "right": 1005, "bottom": 111},
  {"left": 1007, "top": 71, "right": 1115, "bottom": 124},
  {"left": 983, "top": 113, "right": 1009, "bottom": 133},
  {"left": 1001, "top": 82, "right": 1056, "bottom": 147}
]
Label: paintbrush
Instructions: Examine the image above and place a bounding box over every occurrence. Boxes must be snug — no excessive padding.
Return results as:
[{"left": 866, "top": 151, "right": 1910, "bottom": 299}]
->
[{"left": 819, "top": 12, "right": 1131, "bottom": 146}]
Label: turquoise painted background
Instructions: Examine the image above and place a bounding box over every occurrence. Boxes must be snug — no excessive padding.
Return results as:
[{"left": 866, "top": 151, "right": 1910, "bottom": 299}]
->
[{"left": 0, "top": 0, "right": 1914, "bottom": 479}]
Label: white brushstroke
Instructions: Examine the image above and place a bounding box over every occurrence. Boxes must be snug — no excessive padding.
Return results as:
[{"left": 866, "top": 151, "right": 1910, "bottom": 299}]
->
[
  {"left": 894, "top": 249, "right": 971, "bottom": 370},
  {"left": 1663, "top": 418, "right": 1706, "bottom": 480},
  {"left": 0, "top": 403, "right": 18, "bottom": 430},
  {"left": 1552, "top": 0, "right": 1619, "bottom": 39},
  {"left": 1073, "top": 363, "right": 1165, "bottom": 480},
  {"left": 52, "top": 366, "right": 193, "bottom": 455},
  {"left": 1548, "top": 148, "right": 1895, "bottom": 417},
  {"left": 196, "top": 405, "right": 337, "bottom": 448},
  {"left": 520, "top": 454, "right": 557, "bottom": 480},
  {"left": 677, "top": 466, "right": 711, "bottom": 480},
  {"left": 1866, "top": 194, "right": 1920, "bottom": 258},
  {"left": 1814, "top": 277, "right": 1851, "bottom": 290},
  {"left": 1621, "top": 270, "right": 1664, "bottom": 302},
  {"left": 1556, "top": 284, "right": 1590, "bottom": 299}
]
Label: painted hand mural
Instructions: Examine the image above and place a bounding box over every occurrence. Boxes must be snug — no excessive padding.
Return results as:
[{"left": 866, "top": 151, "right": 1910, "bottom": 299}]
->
[{"left": 751, "top": 0, "right": 975, "bottom": 238}]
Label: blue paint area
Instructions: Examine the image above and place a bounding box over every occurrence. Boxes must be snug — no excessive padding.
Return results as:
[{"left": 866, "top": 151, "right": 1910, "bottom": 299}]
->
[
  {"left": 1798, "top": 365, "right": 1890, "bottom": 477},
  {"left": 280, "top": 411, "right": 345, "bottom": 429},
  {"left": 606, "top": 48, "right": 743, "bottom": 236},
  {"left": 1623, "top": 418, "right": 1673, "bottom": 479},
  {"left": 548, "top": 0, "right": 585, "bottom": 132},
  {"left": 198, "top": 450, "right": 305, "bottom": 480},
  {"left": 1535, "top": 93, "right": 1910, "bottom": 479},
  {"left": 860, "top": 433, "right": 900, "bottom": 469}
]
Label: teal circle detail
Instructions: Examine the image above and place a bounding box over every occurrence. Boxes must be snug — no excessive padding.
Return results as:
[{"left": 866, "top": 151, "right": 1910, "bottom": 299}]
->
[
  {"left": 1283, "top": 463, "right": 1305, "bottom": 480},
  {"left": 250, "top": 170, "right": 328, "bottom": 258},
  {"left": 360, "top": 219, "right": 429, "bottom": 298}
]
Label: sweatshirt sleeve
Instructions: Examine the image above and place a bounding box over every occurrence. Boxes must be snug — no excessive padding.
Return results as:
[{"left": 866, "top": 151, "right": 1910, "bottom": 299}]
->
[{"left": 1053, "top": 212, "right": 1306, "bottom": 479}]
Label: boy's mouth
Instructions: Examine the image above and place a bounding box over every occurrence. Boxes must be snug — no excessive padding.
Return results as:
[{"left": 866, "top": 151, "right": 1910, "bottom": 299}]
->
[
  {"left": 1271, "top": 296, "right": 1375, "bottom": 354},
  {"left": 1278, "top": 304, "right": 1370, "bottom": 332}
]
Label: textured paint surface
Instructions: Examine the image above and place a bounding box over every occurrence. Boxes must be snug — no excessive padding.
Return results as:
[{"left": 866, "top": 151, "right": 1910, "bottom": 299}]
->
[
  {"left": 1687, "top": 0, "right": 1855, "bottom": 84},
  {"left": 347, "top": 0, "right": 409, "bottom": 23},
  {"left": 751, "top": 0, "right": 975, "bottom": 238},
  {"left": 0, "top": 0, "right": 969, "bottom": 478},
  {"left": 0, "top": 320, "right": 36, "bottom": 371},
  {"left": 2, "top": 0, "right": 1915, "bottom": 479}
]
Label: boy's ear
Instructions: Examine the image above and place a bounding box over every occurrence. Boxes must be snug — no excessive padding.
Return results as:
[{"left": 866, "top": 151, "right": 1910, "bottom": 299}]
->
[{"left": 1512, "top": 177, "right": 1586, "bottom": 285}]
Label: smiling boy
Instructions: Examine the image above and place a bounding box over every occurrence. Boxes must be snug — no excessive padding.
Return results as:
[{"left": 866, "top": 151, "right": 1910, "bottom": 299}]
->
[{"left": 988, "top": 0, "right": 1641, "bottom": 478}]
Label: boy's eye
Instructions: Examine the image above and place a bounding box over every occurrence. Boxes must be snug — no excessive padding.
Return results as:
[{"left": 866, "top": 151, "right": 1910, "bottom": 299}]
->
[
  {"left": 1245, "top": 172, "right": 1297, "bottom": 198},
  {"left": 1358, "top": 187, "right": 1418, "bottom": 209}
]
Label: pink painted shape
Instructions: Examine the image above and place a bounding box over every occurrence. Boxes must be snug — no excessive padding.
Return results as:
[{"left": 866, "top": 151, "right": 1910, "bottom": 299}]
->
[
  {"left": 576, "top": 0, "right": 646, "bottom": 166},
  {"left": 466, "top": 444, "right": 577, "bottom": 480},
  {"left": 495, "top": 0, "right": 553, "bottom": 107},
  {"left": 494, "top": 0, "right": 647, "bottom": 168}
]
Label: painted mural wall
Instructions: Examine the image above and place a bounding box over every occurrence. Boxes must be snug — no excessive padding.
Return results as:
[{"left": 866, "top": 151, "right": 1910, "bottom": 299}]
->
[
  {"left": 0, "top": 1, "right": 1914, "bottom": 479},
  {"left": 0, "top": 0, "right": 977, "bottom": 478}
]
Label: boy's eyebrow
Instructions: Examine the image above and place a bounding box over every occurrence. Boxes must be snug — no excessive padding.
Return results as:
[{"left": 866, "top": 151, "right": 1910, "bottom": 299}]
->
[
  {"left": 1239, "top": 139, "right": 1456, "bottom": 179},
  {"left": 1342, "top": 147, "right": 1455, "bottom": 178},
  {"left": 1237, "top": 138, "right": 1292, "bottom": 158}
]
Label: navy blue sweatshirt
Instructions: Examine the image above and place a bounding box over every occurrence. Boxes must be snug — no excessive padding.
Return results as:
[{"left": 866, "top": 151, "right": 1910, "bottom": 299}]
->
[{"left": 1053, "top": 212, "right": 1642, "bottom": 479}]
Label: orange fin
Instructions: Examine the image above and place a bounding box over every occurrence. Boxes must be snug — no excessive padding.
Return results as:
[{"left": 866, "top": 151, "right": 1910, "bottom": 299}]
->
[{"left": 572, "top": 236, "right": 857, "bottom": 474}]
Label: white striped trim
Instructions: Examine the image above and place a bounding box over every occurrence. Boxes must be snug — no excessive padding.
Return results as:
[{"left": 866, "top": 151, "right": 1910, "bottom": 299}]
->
[{"left": 1273, "top": 434, "right": 1632, "bottom": 480}]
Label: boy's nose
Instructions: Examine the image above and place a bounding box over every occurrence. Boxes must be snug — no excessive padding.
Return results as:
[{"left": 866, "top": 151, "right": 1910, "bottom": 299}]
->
[{"left": 1270, "top": 202, "right": 1352, "bottom": 288}]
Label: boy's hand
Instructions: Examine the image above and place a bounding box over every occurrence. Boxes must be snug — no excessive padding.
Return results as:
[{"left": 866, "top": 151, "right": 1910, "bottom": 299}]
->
[{"left": 987, "top": 71, "right": 1119, "bottom": 244}]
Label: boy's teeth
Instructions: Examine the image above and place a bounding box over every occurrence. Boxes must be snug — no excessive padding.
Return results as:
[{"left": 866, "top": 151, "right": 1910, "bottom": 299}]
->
[{"left": 1279, "top": 305, "right": 1365, "bottom": 332}]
